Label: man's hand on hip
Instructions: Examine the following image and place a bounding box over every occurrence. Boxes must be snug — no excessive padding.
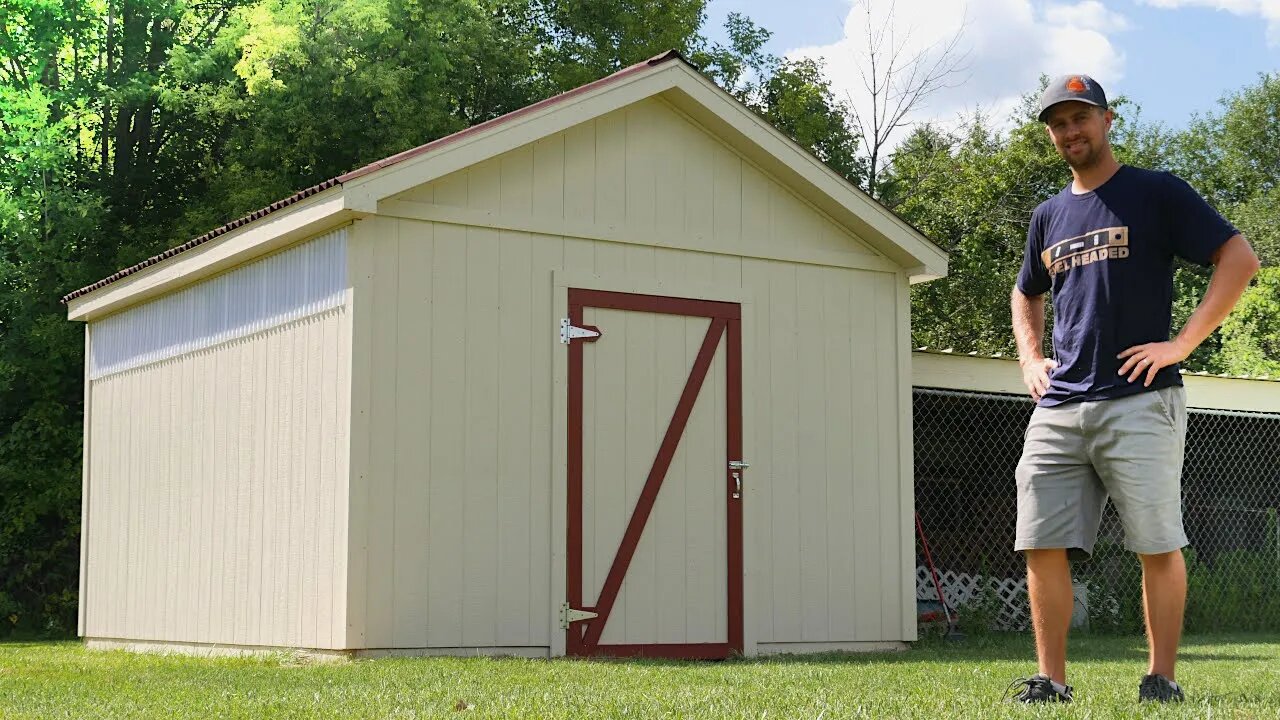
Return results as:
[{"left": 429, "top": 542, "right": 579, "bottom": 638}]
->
[
  {"left": 1118, "top": 340, "right": 1191, "bottom": 386},
  {"left": 1020, "top": 357, "right": 1058, "bottom": 402}
]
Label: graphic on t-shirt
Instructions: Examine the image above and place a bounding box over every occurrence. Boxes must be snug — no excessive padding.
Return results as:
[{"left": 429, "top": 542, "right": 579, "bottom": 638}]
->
[{"left": 1041, "top": 226, "right": 1130, "bottom": 276}]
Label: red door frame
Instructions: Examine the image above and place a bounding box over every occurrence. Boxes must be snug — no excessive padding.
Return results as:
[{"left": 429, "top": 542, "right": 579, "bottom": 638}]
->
[{"left": 565, "top": 288, "right": 743, "bottom": 659}]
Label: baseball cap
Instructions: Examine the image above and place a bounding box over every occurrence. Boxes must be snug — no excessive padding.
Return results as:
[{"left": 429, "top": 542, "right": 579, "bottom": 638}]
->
[{"left": 1038, "top": 74, "right": 1108, "bottom": 122}]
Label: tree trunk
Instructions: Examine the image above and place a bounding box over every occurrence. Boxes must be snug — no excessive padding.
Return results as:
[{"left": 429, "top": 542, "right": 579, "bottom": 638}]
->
[
  {"left": 101, "top": 0, "right": 114, "bottom": 174},
  {"left": 41, "top": 53, "right": 61, "bottom": 122}
]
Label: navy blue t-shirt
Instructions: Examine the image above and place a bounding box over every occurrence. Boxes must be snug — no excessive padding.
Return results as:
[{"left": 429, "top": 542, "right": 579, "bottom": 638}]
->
[{"left": 1016, "top": 166, "right": 1237, "bottom": 407}]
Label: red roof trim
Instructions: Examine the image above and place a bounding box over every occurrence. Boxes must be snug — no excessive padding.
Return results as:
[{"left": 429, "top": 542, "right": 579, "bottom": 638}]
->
[{"left": 62, "top": 50, "right": 684, "bottom": 305}]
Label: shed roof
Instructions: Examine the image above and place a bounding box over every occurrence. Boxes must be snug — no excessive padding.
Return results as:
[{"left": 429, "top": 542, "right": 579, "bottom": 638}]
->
[{"left": 65, "top": 51, "right": 948, "bottom": 320}]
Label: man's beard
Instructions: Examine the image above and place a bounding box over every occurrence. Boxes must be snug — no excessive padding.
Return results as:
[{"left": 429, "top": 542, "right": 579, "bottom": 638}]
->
[{"left": 1061, "top": 141, "right": 1102, "bottom": 170}]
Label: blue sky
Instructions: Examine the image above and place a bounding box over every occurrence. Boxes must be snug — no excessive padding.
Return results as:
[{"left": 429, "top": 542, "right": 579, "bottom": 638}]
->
[{"left": 703, "top": 0, "right": 1280, "bottom": 135}]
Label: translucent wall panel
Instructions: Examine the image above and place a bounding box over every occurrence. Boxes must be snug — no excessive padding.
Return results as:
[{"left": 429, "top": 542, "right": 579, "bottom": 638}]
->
[{"left": 90, "top": 228, "right": 347, "bottom": 379}]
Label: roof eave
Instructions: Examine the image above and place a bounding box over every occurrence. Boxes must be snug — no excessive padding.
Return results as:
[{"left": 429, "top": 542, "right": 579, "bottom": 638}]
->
[{"left": 67, "top": 186, "right": 359, "bottom": 322}]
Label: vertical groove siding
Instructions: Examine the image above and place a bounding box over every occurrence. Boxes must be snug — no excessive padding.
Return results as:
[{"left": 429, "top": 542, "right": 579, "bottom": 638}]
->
[
  {"left": 90, "top": 228, "right": 347, "bottom": 379},
  {"left": 82, "top": 232, "right": 351, "bottom": 649},
  {"left": 351, "top": 98, "right": 908, "bottom": 649}
]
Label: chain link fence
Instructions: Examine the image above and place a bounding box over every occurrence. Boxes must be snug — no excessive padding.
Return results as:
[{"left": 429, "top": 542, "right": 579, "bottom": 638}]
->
[{"left": 913, "top": 387, "right": 1280, "bottom": 635}]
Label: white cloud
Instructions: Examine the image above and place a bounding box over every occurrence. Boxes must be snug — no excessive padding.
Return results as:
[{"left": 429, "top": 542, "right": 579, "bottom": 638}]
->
[
  {"left": 1045, "top": 1, "right": 1131, "bottom": 30},
  {"left": 1140, "top": 0, "right": 1280, "bottom": 45},
  {"left": 786, "top": 0, "right": 1129, "bottom": 156}
]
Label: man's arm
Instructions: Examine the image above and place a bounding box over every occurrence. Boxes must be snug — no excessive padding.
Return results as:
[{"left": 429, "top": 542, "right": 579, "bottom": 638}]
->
[
  {"left": 1118, "top": 234, "right": 1261, "bottom": 385},
  {"left": 1012, "top": 287, "right": 1057, "bottom": 401}
]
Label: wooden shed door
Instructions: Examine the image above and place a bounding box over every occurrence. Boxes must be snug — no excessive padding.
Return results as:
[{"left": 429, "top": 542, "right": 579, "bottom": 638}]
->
[{"left": 565, "top": 289, "right": 743, "bottom": 659}]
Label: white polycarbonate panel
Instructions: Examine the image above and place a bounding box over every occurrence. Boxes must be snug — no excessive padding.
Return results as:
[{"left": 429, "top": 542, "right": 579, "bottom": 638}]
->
[{"left": 90, "top": 228, "right": 347, "bottom": 379}]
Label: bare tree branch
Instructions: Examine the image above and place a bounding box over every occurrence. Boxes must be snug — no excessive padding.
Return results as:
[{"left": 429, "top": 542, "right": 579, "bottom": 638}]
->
[{"left": 844, "top": 0, "right": 971, "bottom": 197}]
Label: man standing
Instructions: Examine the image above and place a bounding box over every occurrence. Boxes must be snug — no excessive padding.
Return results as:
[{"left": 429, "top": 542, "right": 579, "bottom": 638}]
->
[{"left": 1008, "top": 75, "right": 1260, "bottom": 704}]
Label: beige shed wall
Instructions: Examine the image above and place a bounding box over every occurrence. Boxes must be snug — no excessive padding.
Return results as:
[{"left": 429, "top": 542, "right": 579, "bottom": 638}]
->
[
  {"left": 347, "top": 98, "right": 913, "bottom": 650},
  {"left": 82, "top": 308, "right": 351, "bottom": 648}
]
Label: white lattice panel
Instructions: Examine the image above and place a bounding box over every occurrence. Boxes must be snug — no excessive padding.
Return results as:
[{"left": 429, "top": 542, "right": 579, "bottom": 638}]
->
[{"left": 916, "top": 566, "right": 1030, "bottom": 630}]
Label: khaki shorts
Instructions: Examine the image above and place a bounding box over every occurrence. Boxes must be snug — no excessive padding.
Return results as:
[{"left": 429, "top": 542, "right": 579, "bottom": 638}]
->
[{"left": 1015, "top": 386, "right": 1189, "bottom": 558}]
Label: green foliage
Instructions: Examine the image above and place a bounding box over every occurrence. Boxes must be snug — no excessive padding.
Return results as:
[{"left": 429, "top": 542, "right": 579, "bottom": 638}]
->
[
  {"left": 892, "top": 99, "right": 1070, "bottom": 355},
  {"left": 685, "top": 14, "right": 864, "bottom": 185},
  {"left": 1075, "top": 542, "right": 1145, "bottom": 635},
  {"left": 1219, "top": 267, "right": 1280, "bottom": 377},
  {"left": 531, "top": 0, "right": 708, "bottom": 90},
  {"left": 0, "top": 0, "right": 1275, "bottom": 641},
  {"left": 0, "top": 7, "right": 105, "bottom": 635},
  {"left": 756, "top": 58, "right": 865, "bottom": 185},
  {"left": 953, "top": 582, "right": 1009, "bottom": 638},
  {"left": 215, "top": 0, "right": 536, "bottom": 189},
  {"left": 1232, "top": 187, "right": 1280, "bottom": 267},
  {"left": 1184, "top": 547, "right": 1280, "bottom": 634},
  {"left": 1079, "top": 517, "right": 1280, "bottom": 637},
  {"left": 686, "top": 11, "right": 774, "bottom": 102}
]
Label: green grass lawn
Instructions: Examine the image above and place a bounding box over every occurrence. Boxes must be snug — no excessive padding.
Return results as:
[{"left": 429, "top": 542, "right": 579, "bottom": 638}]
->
[{"left": 2, "top": 634, "right": 1279, "bottom": 718}]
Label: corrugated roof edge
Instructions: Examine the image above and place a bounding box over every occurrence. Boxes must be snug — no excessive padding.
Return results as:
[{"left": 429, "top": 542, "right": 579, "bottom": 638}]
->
[
  {"left": 913, "top": 346, "right": 1279, "bottom": 384},
  {"left": 62, "top": 50, "right": 686, "bottom": 305},
  {"left": 61, "top": 178, "right": 342, "bottom": 304}
]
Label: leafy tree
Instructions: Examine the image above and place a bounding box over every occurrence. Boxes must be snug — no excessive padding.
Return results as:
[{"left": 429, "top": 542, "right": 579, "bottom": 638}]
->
[
  {"left": 1231, "top": 187, "right": 1280, "bottom": 267},
  {"left": 167, "top": 0, "right": 543, "bottom": 238},
  {"left": 689, "top": 15, "right": 864, "bottom": 185},
  {"left": 1163, "top": 74, "right": 1280, "bottom": 370},
  {"left": 1218, "top": 267, "right": 1280, "bottom": 378},
  {"left": 530, "top": 0, "right": 707, "bottom": 91},
  {"left": 1172, "top": 73, "right": 1280, "bottom": 269},
  {"left": 1, "top": 0, "right": 107, "bottom": 634},
  {"left": 687, "top": 11, "right": 774, "bottom": 103},
  {"left": 892, "top": 92, "right": 1069, "bottom": 355},
  {"left": 757, "top": 58, "right": 865, "bottom": 186}
]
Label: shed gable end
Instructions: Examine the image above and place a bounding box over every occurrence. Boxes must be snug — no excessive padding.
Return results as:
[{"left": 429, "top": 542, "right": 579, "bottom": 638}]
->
[{"left": 384, "top": 98, "right": 883, "bottom": 267}]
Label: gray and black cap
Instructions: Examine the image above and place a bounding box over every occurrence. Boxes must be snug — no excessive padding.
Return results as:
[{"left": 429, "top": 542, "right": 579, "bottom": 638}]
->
[{"left": 1038, "top": 74, "right": 1108, "bottom": 122}]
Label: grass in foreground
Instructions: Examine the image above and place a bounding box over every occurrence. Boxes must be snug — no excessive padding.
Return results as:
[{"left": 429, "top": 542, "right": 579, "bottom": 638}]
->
[{"left": 2, "top": 634, "right": 1280, "bottom": 718}]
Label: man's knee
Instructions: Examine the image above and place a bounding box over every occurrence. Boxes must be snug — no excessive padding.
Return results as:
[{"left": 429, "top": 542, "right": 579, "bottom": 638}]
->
[
  {"left": 1138, "top": 548, "right": 1185, "bottom": 570},
  {"left": 1024, "top": 548, "right": 1070, "bottom": 565}
]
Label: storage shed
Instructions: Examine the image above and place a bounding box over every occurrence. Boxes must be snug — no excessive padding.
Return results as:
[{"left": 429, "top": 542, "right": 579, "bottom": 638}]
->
[{"left": 65, "top": 51, "right": 948, "bottom": 659}]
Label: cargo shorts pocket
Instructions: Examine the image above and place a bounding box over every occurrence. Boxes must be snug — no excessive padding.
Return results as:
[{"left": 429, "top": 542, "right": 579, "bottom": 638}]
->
[{"left": 1153, "top": 387, "right": 1176, "bottom": 429}]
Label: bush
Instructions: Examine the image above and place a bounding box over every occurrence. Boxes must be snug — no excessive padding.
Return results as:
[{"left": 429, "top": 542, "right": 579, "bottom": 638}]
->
[{"left": 1078, "top": 514, "right": 1280, "bottom": 635}]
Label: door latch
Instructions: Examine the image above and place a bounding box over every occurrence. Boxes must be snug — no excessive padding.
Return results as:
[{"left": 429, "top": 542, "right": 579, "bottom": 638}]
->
[{"left": 729, "top": 460, "right": 749, "bottom": 499}]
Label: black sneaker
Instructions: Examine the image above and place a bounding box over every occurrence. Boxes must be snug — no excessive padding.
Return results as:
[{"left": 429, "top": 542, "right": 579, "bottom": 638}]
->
[
  {"left": 1005, "top": 674, "right": 1074, "bottom": 703},
  {"left": 1139, "top": 673, "right": 1184, "bottom": 703}
]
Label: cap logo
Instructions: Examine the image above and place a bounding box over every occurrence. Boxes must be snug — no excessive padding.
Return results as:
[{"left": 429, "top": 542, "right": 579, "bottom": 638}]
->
[{"left": 1067, "top": 76, "right": 1088, "bottom": 93}]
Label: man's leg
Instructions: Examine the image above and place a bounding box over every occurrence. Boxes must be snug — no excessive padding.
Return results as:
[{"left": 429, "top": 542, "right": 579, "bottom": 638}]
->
[
  {"left": 1086, "top": 386, "right": 1190, "bottom": 696},
  {"left": 1015, "top": 400, "right": 1102, "bottom": 691},
  {"left": 1139, "top": 549, "right": 1186, "bottom": 680},
  {"left": 1026, "top": 548, "right": 1074, "bottom": 684}
]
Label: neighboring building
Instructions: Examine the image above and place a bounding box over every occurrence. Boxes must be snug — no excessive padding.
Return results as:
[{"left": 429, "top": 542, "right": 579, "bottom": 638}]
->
[{"left": 911, "top": 348, "right": 1280, "bottom": 631}]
